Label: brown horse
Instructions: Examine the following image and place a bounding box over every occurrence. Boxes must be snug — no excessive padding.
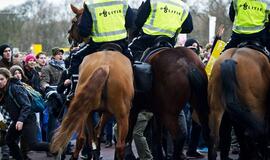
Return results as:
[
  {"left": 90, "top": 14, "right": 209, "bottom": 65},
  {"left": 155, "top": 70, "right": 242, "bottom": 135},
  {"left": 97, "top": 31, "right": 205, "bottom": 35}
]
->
[
  {"left": 50, "top": 5, "right": 134, "bottom": 160},
  {"left": 208, "top": 47, "right": 270, "bottom": 160},
  {"left": 126, "top": 45, "right": 210, "bottom": 160}
]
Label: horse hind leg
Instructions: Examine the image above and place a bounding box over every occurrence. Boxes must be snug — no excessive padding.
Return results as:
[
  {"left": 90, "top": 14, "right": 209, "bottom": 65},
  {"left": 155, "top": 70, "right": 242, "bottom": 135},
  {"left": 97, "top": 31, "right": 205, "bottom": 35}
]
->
[
  {"left": 70, "top": 125, "right": 85, "bottom": 160},
  {"left": 162, "top": 112, "right": 187, "bottom": 160},
  {"left": 208, "top": 105, "right": 224, "bottom": 160},
  {"left": 232, "top": 124, "right": 265, "bottom": 160},
  {"left": 115, "top": 114, "right": 129, "bottom": 160}
]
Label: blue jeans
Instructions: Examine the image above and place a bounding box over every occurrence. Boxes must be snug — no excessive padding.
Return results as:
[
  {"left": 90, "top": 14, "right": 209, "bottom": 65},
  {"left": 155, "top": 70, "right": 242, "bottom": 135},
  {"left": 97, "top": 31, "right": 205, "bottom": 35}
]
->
[
  {"left": 46, "top": 111, "right": 57, "bottom": 142},
  {"left": 105, "top": 117, "right": 115, "bottom": 143}
]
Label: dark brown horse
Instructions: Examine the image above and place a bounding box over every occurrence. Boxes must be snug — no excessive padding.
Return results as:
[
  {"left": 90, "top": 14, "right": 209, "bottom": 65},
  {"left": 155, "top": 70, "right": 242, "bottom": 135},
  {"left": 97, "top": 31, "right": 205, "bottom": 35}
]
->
[
  {"left": 208, "top": 47, "right": 270, "bottom": 160},
  {"left": 125, "top": 41, "right": 210, "bottom": 160},
  {"left": 129, "top": 46, "right": 210, "bottom": 160},
  {"left": 50, "top": 4, "right": 134, "bottom": 160}
]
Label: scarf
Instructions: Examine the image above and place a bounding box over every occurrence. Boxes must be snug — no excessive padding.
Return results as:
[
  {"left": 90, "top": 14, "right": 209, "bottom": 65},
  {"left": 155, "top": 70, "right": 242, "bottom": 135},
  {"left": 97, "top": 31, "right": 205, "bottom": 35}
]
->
[{"left": 49, "top": 58, "right": 65, "bottom": 70}]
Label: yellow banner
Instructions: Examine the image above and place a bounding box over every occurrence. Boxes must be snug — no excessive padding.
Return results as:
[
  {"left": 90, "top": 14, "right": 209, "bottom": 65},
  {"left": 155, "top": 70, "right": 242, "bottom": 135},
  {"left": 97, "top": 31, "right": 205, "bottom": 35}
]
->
[
  {"left": 31, "top": 44, "right": 42, "bottom": 55},
  {"left": 60, "top": 48, "right": 70, "bottom": 53},
  {"left": 205, "top": 40, "right": 226, "bottom": 78}
]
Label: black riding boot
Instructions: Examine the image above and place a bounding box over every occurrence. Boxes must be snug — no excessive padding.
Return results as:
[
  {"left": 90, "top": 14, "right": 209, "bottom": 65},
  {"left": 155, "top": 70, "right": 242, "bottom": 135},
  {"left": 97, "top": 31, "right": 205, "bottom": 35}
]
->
[{"left": 66, "top": 73, "right": 78, "bottom": 100}]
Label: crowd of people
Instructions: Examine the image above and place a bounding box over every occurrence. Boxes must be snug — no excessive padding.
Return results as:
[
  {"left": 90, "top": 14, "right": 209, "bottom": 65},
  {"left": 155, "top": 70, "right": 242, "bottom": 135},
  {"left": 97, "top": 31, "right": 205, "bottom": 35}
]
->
[
  {"left": 0, "top": 44, "right": 118, "bottom": 159},
  {"left": 0, "top": 45, "right": 65, "bottom": 160},
  {"left": 0, "top": 0, "right": 269, "bottom": 159},
  {"left": 0, "top": 39, "right": 224, "bottom": 160}
]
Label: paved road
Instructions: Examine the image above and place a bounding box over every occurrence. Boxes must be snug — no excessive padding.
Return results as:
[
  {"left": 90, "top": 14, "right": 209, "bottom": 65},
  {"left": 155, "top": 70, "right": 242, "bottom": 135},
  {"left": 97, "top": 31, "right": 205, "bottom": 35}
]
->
[
  {"left": 24, "top": 143, "right": 239, "bottom": 160},
  {"left": 0, "top": 140, "right": 239, "bottom": 160}
]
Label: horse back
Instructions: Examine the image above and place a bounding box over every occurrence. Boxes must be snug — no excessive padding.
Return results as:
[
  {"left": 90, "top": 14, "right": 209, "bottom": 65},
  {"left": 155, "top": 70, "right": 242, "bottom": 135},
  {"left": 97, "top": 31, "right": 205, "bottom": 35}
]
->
[
  {"left": 218, "top": 48, "right": 269, "bottom": 103},
  {"left": 78, "top": 51, "right": 134, "bottom": 113},
  {"left": 150, "top": 47, "right": 205, "bottom": 76},
  {"left": 149, "top": 47, "right": 207, "bottom": 113},
  {"left": 80, "top": 51, "right": 133, "bottom": 84},
  {"left": 209, "top": 48, "right": 270, "bottom": 135}
]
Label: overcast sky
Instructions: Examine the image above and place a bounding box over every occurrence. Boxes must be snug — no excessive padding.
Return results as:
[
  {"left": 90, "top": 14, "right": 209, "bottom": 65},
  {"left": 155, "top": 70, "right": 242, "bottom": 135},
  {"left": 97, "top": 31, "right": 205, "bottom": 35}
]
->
[
  {"left": 0, "top": 0, "right": 207, "bottom": 10},
  {"left": 0, "top": 0, "right": 26, "bottom": 9},
  {"left": 0, "top": 0, "right": 66, "bottom": 10},
  {"left": 0, "top": 0, "right": 158, "bottom": 10}
]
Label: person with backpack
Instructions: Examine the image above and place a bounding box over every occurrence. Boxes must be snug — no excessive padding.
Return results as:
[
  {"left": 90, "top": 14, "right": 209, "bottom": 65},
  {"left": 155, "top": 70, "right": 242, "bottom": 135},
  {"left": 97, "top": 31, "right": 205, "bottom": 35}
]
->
[
  {"left": 0, "top": 44, "right": 15, "bottom": 160},
  {"left": 10, "top": 65, "right": 47, "bottom": 159},
  {"left": 0, "top": 67, "right": 50, "bottom": 160}
]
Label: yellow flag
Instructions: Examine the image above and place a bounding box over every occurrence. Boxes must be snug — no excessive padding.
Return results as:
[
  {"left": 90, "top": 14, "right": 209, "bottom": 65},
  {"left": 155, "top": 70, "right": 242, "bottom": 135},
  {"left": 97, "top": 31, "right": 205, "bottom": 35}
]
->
[{"left": 205, "top": 40, "right": 226, "bottom": 78}]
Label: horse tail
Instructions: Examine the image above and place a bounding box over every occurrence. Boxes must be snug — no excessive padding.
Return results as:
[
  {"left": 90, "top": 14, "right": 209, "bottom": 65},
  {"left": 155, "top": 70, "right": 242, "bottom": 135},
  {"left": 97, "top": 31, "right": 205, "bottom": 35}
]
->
[
  {"left": 220, "top": 59, "right": 239, "bottom": 108},
  {"left": 188, "top": 66, "right": 209, "bottom": 115},
  {"left": 188, "top": 65, "right": 210, "bottom": 140},
  {"left": 220, "top": 59, "right": 264, "bottom": 137},
  {"left": 50, "top": 65, "right": 110, "bottom": 154}
]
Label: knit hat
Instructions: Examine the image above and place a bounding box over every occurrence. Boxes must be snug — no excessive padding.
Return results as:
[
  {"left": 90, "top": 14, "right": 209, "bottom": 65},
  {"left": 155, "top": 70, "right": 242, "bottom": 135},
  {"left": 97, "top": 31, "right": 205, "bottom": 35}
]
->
[
  {"left": 0, "top": 44, "right": 11, "bottom": 57},
  {"left": 10, "top": 65, "right": 25, "bottom": 76},
  {"left": 9, "top": 65, "right": 28, "bottom": 81},
  {"left": 25, "top": 54, "right": 36, "bottom": 63},
  {"left": 52, "top": 47, "right": 64, "bottom": 56}
]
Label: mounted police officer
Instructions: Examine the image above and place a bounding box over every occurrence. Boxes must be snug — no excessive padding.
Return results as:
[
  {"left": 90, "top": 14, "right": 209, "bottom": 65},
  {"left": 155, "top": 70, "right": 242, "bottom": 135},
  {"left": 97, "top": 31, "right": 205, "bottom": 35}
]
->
[
  {"left": 129, "top": 0, "right": 193, "bottom": 61},
  {"left": 68, "top": 0, "right": 134, "bottom": 92},
  {"left": 224, "top": 0, "right": 270, "bottom": 51}
]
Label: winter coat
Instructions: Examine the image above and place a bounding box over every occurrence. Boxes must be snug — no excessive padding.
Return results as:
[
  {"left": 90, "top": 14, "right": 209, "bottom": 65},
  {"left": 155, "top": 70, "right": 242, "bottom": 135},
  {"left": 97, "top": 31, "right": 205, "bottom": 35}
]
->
[
  {"left": 40, "top": 59, "right": 64, "bottom": 88},
  {"left": 0, "top": 78, "right": 35, "bottom": 122},
  {"left": 23, "top": 66, "right": 42, "bottom": 93}
]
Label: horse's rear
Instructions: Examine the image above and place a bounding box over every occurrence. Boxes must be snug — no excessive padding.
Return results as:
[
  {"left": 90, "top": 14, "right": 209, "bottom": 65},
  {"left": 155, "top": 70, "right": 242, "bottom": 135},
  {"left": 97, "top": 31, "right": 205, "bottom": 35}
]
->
[
  {"left": 208, "top": 48, "right": 270, "bottom": 160},
  {"left": 149, "top": 47, "right": 210, "bottom": 159},
  {"left": 51, "top": 51, "right": 134, "bottom": 159}
]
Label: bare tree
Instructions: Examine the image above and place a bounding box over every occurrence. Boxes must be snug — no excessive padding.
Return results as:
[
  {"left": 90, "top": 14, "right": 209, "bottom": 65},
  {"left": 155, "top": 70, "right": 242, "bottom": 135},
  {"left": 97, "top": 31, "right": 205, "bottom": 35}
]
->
[
  {"left": 189, "top": 0, "right": 232, "bottom": 46},
  {"left": 0, "top": 0, "right": 71, "bottom": 53},
  {"left": 0, "top": 0, "right": 232, "bottom": 52}
]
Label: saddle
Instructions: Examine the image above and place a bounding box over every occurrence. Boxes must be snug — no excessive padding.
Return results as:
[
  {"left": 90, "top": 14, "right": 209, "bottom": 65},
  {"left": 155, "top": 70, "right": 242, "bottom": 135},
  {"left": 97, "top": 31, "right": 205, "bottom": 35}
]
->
[
  {"left": 133, "top": 36, "right": 173, "bottom": 93},
  {"left": 237, "top": 41, "right": 270, "bottom": 61},
  {"left": 140, "top": 36, "right": 173, "bottom": 62},
  {"left": 99, "top": 43, "right": 123, "bottom": 53}
]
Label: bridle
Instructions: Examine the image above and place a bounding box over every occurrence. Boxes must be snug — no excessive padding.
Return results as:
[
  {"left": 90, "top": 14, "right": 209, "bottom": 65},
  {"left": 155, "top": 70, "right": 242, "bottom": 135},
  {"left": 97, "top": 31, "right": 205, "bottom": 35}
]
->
[{"left": 68, "top": 14, "right": 83, "bottom": 48}]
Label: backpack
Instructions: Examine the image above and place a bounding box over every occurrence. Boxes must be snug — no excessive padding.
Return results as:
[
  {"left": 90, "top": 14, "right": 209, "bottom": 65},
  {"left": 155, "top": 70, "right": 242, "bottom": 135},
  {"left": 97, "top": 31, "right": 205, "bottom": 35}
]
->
[{"left": 9, "top": 83, "right": 45, "bottom": 113}]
